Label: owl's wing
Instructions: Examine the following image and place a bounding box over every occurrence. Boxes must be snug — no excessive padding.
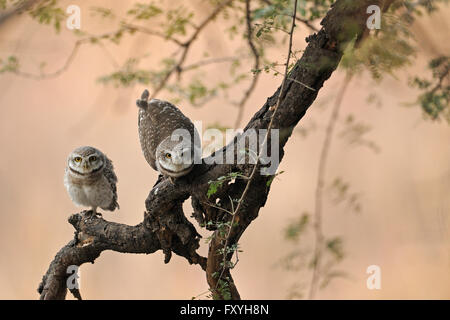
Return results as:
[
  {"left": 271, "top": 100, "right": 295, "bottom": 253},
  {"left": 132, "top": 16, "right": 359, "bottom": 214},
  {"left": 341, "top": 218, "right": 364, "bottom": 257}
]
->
[
  {"left": 137, "top": 97, "right": 180, "bottom": 122},
  {"left": 147, "top": 99, "right": 183, "bottom": 117},
  {"left": 103, "top": 156, "right": 119, "bottom": 211}
]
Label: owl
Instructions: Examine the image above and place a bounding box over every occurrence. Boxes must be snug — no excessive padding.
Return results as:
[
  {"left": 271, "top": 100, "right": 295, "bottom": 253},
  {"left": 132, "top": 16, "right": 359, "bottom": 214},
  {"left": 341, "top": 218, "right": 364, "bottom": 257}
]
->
[
  {"left": 136, "top": 89, "right": 201, "bottom": 179},
  {"left": 64, "top": 146, "right": 119, "bottom": 215}
]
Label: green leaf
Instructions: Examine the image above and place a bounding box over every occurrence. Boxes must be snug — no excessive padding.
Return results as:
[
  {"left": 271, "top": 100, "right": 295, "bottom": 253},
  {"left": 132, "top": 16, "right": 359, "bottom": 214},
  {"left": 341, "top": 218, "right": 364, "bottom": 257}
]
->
[
  {"left": 284, "top": 213, "right": 309, "bottom": 241},
  {"left": 127, "top": 3, "right": 162, "bottom": 20}
]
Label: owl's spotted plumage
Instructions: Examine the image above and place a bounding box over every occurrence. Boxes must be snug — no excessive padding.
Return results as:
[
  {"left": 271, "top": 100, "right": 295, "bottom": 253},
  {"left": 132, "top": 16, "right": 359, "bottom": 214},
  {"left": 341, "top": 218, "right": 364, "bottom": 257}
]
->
[
  {"left": 136, "top": 89, "right": 200, "bottom": 179},
  {"left": 64, "top": 146, "right": 119, "bottom": 214}
]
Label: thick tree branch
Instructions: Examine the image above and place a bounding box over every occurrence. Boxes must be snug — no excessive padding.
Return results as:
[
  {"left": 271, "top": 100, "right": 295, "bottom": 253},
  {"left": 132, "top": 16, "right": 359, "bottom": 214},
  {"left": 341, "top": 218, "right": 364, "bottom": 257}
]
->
[
  {"left": 39, "top": 0, "right": 390, "bottom": 300},
  {"left": 38, "top": 214, "right": 161, "bottom": 300}
]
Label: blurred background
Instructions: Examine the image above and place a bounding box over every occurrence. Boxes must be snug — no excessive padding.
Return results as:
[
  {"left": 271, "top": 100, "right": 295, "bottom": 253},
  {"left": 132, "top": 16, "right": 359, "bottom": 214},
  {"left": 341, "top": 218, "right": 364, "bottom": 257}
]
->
[{"left": 0, "top": 0, "right": 449, "bottom": 299}]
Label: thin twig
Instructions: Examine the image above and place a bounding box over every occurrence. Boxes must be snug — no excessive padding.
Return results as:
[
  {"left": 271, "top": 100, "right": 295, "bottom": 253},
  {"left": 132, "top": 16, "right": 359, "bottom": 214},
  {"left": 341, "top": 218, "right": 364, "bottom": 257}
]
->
[
  {"left": 12, "top": 40, "right": 83, "bottom": 79},
  {"left": 202, "top": 202, "right": 234, "bottom": 215},
  {"left": 150, "top": 0, "right": 233, "bottom": 99},
  {"left": 266, "top": 65, "right": 316, "bottom": 91},
  {"left": 9, "top": 28, "right": 125, "bottom": 80},
  {"left": 182, "top": 56, "right": 245, "bottom": 72},
  {"left": 214, "top": 0, "right": 299, "bottom": 294},
  {"left": 121, "top": 22, "right": 185, "bottom": 46},
  {"left": 254, "top": 22, "right": 291, "bottom": 34},
  {"left": 261, "top": 0, "right": 318, "bottom": 32},
  {"left": 308, "top": 71, "right": 353, "bottom": 300},
  {"left": 7, "top": 1, "right": 229, "bottom": 81},
  {"left": 97, "top": 42, "right": 120, "bottom": 68},
  {"left": 234, "top": 0, "right": 262, "bottom": 128}
]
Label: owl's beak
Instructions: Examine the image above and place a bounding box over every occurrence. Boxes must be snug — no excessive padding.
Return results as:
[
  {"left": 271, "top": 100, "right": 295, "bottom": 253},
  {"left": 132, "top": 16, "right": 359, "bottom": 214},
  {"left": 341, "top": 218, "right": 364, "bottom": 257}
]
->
[
  {"left": 172, "top": 156, "right": 182, "bottom": 165},
  {"left": 83, "top": 162, "right": 89, "bottom": 169}
]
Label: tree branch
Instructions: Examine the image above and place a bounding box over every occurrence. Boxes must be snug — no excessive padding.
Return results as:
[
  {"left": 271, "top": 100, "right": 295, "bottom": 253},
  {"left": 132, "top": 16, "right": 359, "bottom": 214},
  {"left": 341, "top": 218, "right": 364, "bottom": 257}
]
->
[
  {"left": 308, "top": 71, "right": 353, "bottom": 299},
  {"left": 150, "top": 0, "right": 234, "bottom": 99},
  {"left": 233, "top": 0, "right": 261, "bottom": 128},
  {"left": 260, "top": 0, "right": 319, "bottom": 32},
  {"left": 39, "top": 0, "right": 390, "bottom": 300}
]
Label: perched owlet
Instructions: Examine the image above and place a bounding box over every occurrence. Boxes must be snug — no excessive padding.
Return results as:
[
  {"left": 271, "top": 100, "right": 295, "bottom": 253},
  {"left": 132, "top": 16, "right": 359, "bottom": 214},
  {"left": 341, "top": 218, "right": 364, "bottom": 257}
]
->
[
  {"left": 64, "top": 146, "right": 119, "bottom": 214},
  {"left": 136, "top": 89, "right": 201, "bottom": 179}
]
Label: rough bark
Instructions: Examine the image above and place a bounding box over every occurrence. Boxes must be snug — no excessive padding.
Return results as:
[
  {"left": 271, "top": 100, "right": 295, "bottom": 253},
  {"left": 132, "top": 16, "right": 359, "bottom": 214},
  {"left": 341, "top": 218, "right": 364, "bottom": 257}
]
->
[{"left": 38, "top": 0, "right": 389, "bottom": 300}]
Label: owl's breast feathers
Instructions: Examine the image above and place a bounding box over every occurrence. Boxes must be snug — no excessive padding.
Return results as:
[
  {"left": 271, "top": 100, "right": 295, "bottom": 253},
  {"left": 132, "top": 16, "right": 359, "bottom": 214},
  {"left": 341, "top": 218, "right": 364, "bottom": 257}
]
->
[{"left": 64, "top": 158, "right": 119, "bottom": 211}]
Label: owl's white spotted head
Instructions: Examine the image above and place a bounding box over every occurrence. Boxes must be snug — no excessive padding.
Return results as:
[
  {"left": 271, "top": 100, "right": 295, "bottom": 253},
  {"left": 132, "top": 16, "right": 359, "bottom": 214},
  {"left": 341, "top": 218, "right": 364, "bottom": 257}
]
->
[
  {"left": 156, "top": 138, "right": 195, "bottom": 178},
  {"left": 67, "top": 146, "right": 105, "bottom": 176}
]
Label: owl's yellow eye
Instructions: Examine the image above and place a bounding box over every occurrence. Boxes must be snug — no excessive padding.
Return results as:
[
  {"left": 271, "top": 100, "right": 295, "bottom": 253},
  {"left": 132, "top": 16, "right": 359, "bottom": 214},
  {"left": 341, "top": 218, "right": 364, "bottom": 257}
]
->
[
  {"left": 165, "top": 153, "right": 171, "bottom": 159},
  {"left": 74, "top": 157, "right": 82, "bottom": 163}
]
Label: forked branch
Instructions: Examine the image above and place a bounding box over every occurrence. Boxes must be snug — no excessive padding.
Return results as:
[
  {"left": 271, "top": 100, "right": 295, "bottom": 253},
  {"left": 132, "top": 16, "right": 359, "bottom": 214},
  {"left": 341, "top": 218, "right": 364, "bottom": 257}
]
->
[{"left": 39, "top": 0, "right": 390, "bottom": 300}]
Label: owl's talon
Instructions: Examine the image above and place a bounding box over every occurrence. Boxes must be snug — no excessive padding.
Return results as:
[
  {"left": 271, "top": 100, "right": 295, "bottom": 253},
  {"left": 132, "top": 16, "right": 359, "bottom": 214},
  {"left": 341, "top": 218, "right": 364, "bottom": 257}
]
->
[
  {"left": 84, "top": 210, "right": 102, "bottom": 219},
  {"left": 82, "top": 210, "right": 94, "bottom": 218}
]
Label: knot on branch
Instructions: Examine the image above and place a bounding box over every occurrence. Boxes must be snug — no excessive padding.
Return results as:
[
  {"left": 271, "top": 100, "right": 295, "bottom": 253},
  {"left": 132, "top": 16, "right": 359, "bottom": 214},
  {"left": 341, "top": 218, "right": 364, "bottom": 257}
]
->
[{"left": 143, "top": 177, "right": 206, "bottom": 269}]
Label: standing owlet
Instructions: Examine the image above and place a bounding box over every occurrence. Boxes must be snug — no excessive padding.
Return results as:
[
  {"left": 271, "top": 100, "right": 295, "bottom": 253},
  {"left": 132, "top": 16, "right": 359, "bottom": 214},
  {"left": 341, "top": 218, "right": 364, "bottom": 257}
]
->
[
  {"left": 64, "top": 146, "right": 119, "bottom": 215},
  {"left": 136, "top": 89, "right": 201, "bottom": 179}
]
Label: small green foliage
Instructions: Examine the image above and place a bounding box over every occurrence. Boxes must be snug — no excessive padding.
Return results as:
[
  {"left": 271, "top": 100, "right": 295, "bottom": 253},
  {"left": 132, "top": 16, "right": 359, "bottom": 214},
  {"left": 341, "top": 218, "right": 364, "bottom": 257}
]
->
[
  {"left": 203, "top": 220, "right": 238, "bottom": 238},
  {"left": 341, "top": 13, "right": 415, "bottom": 80},
  {"left": 207, "top": 180, "right": 222, "bottom": 198},
  {"left": 286, "top": 282, "right": 306, "bottom": 299},
  {"left": 252, "top": 0, "right": 331, "bottom": 32},
  {"left": 127, "top": 2, "right": 162, "bottom": 20},
  {"left": 214, "top": 278, "right": 232, "bottom": 300},
  {"left": 90, "top": 6, "right": 115, "bottom": 19},
  {"left": 216, "top": 221, "right": 232, "bottom": 237},
  {"left": 326, "top": 237, "right": 345, "bottom": 260},
  {"left": 0, "top": 56, "right": 19, "bottom": 74},
  {"left": 187, "top": 79, "right": 213, "bottom": 104},
  {"left": 320, "top": 270, "right": 348, "bottom": 289},
  {"left": 207, "top": 172, "right": 246, "bottom": 198},
  {"left": 98, "top": 58, "right": 152, "bottom": 87},
  {"left": 165, "top": 75, "right": 243, "bottom": 107},
  {"left": 98, "top": 57, "right": 179, "bottom": 88},
  {"left": 339, "top": 114, "right": 380, "bottom": 153},
  {"left": 328, "top": 177, "right": 362, "bottom": 213},
  {"left": 110, "top": 29, "right": 125, "bottom": 44},
  {"left": 266, "top": 170, "right": 285, "bottom": 187},
  {"left": 163, "top": 7, "right": 194, "bottom": 38},
  {"left": 280, "top": 213, "right": 347, "bottom": 298},
  {"left": 306, "top": 0, "right": 333, "bottom": 20},
  {"left": 168, "top": 78, "right": 218, "bottom": 106},
  {"left": 391, "top": 0, "right": 449, "bottom": 23},
  {"left": 284, "top": 213, "right": 309, "bottom": 242},
  {"left": 366, "top": 92, "right": 383, "bottom": 108},
  {"left": 28, "top": 0, "right": 66, "bottom": 33},
  {"left": 217, "top": 243, "right": 242, "bottom": 256},
  {"left": 410, "top": 56, "right": 450, "bottom": 122}
]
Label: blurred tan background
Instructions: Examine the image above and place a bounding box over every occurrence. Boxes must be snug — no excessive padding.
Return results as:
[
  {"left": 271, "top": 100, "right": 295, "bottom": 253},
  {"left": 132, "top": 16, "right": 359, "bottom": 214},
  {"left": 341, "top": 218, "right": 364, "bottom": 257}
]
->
[{"left": 0, "top": 1, "right": 449, "bottom": 299}]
